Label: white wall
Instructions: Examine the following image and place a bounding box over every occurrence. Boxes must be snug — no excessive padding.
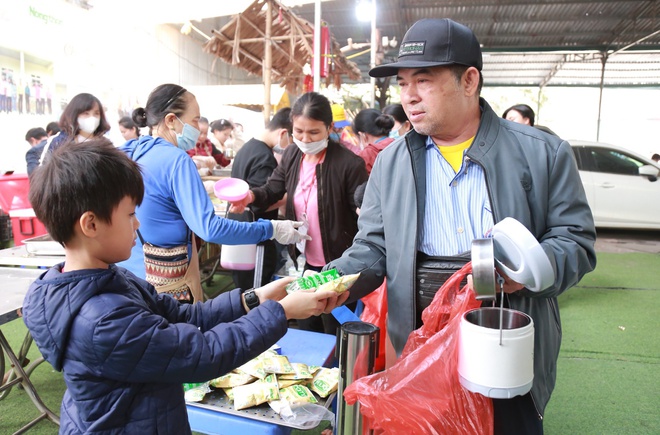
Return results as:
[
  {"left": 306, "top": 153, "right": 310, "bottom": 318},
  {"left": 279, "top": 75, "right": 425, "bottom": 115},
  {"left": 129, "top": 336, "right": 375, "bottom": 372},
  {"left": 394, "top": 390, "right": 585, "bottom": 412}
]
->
[{"left": 482, "top": 86, "right": 660, "bottom": 159}]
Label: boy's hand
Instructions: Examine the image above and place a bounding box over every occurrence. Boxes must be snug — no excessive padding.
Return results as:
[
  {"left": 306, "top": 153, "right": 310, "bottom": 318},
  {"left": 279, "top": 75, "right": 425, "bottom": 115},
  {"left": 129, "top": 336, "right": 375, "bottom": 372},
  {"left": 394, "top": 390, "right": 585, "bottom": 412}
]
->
[
  {"left": 279, "top": 290, "right": 346, "bottom": 320},
  {"left": 254, "top": 277, "right": 295, "bottom": 303}
]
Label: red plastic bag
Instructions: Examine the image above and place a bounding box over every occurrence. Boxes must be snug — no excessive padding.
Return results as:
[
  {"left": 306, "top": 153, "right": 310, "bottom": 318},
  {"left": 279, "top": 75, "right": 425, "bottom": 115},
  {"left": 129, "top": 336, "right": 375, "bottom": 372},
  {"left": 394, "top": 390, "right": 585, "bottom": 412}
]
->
[
  {"left": 360, "top": 280, "right": 388, "bottom": 372},
  {"left": 344, "top": 263, "right": 494, "bottom": 435}
]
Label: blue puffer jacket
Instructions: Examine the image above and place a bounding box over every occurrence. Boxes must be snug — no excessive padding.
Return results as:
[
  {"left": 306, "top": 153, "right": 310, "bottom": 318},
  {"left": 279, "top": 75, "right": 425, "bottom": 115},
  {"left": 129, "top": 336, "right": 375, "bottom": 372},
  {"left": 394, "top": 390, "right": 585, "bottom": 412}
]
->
[{"left": 23, "top": 264, "right": 288, "bottom": 434}]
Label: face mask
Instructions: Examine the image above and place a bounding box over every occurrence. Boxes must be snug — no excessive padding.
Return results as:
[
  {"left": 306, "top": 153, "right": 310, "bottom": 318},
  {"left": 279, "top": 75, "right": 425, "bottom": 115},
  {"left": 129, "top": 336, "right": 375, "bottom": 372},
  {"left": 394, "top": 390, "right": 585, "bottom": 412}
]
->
[
  {"left": 78, "top": 116, "right": 100, "bottom": 135},
  {"left": 175, "top": 117, "right": 201, "bottom": 152},
  {"left": 389, "top": 128, "right": 400, "bottom": 139},
  {"left": 329, "top": 131, "right": 341, "bottom": 142},
  {"left": 273, "top": 131, "right": 287, "bottom": 155},
  {"left": 293, "top": 136, "right": 328, "bottom": 155}
]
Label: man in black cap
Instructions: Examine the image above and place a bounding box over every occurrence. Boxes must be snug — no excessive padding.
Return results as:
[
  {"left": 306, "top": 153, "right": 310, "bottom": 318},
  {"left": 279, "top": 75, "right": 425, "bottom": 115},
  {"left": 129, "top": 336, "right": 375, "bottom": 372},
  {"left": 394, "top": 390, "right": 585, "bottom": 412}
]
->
[{"left": 326, "top": 18, "right": 596, "bottom": 434}]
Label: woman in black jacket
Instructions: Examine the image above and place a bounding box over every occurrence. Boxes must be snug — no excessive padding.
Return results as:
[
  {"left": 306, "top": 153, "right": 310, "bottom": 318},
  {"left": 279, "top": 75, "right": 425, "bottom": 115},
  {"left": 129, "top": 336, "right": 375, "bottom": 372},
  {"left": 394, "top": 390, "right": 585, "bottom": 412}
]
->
[{"left": 230, "top": 92, "right": 368, "bottom": 334}]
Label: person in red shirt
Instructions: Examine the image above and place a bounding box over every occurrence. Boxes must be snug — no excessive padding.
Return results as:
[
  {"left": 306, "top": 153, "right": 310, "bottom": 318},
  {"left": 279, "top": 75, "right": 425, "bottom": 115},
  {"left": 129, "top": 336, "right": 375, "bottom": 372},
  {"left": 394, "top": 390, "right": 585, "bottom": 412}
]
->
[
  {"left": 186, "top": 116, "right": 230, "bottom": 167},
  {"left": 354, "top": 108, "right": 396, "bottom": 174}
]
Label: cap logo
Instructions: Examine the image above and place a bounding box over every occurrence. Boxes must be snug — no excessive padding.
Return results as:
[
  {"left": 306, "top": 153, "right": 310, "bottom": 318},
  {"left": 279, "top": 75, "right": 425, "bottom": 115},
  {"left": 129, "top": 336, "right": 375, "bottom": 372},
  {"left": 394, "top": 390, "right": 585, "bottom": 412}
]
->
[{"left": 399, "top": 41, "right": 425, "bottom": 57}]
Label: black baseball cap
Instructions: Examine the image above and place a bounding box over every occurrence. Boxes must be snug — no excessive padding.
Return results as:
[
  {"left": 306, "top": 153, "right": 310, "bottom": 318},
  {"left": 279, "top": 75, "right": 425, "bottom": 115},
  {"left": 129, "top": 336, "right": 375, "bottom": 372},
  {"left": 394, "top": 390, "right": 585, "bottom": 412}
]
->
[{"left": 369, "top": 18, "right": 482, "bottom": 78}]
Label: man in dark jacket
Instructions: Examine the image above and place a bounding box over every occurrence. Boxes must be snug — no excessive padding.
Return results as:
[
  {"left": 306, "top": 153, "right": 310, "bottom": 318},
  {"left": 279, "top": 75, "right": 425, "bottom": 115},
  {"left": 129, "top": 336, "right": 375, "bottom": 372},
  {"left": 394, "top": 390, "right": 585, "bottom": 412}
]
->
[
  {"left": 230, "top": 107, "right": 292, "bottom": 289},
  {"left": 24, "top": 127, "right": 47, "bottom": 175},
  {"left": 327, "top": 18, "right": 596, "bottom": 435}
]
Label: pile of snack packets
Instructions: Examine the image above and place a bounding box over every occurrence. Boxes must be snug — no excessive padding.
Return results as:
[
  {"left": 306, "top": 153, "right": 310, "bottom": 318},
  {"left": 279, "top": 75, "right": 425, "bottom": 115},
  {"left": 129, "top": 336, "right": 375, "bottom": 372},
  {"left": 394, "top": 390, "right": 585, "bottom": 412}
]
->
[
  {"left": 184, "top": 346, "right": 339, "bottom": 414},
  {"left": 183, "top": 270, "right": 360, "bottom": 415}
]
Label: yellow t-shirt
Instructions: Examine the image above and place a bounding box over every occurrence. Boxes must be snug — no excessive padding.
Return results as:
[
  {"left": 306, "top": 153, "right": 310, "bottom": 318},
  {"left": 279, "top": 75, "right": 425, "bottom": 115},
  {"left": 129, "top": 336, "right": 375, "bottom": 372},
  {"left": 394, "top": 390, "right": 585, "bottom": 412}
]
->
[{"left": 437, "top": 137, "right": 474, "bottom": 173}]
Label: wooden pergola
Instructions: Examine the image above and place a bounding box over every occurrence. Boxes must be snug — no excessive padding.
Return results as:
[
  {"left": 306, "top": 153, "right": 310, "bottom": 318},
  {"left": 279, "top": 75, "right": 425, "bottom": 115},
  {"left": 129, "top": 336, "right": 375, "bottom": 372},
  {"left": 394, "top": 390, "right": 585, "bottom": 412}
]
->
[{"left": 203, "top": 0, "right": 361, "bottom": 123}]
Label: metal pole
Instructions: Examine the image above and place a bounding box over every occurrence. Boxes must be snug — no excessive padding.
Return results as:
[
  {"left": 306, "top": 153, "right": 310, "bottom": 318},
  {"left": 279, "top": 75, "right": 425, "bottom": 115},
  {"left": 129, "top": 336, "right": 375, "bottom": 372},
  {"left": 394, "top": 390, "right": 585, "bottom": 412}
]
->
[
  {"left": 369, "top": 1, "right": 377, "bottom": 108},
  {"left": 596, "top": 53, "right": 607, "bottom": 141},
  {"left": 264, "top": 0, "right": 273, "bottom": 125},
  {"left": 313, "top": 0, "right": 321, "bottom": 92}
]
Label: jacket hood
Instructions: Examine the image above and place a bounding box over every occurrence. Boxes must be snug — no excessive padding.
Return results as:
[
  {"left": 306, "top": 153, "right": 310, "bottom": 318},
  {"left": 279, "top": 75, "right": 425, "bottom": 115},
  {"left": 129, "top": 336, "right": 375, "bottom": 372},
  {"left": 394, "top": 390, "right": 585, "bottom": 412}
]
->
[
  {"left": 120, "top": 135, "right": 164, "bottom": 162},
  {"left": 22, "top": 265, "right": 122, "bottom": 371}
]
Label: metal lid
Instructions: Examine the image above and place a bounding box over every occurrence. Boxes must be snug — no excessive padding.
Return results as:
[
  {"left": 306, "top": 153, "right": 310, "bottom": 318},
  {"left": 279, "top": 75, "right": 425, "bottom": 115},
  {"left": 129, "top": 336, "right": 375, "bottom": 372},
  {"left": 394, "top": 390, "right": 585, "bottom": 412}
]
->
[{"left": 471, "top": 238, "right": 497, "bottom": 301}]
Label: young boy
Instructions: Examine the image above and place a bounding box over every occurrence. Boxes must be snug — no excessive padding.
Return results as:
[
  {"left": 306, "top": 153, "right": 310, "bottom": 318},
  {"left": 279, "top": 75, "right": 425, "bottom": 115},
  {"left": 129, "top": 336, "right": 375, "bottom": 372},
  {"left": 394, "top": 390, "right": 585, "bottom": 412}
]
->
[{"left": 23, "top": 138, "right": 347, "bottom": 434}]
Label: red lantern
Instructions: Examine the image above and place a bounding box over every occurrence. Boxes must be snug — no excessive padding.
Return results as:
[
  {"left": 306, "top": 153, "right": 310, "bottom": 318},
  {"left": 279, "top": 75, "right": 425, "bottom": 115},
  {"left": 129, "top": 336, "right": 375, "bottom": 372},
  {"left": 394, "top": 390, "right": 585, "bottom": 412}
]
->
[{"left": 311, "top": 23, "right": 331, "bottom": 78}]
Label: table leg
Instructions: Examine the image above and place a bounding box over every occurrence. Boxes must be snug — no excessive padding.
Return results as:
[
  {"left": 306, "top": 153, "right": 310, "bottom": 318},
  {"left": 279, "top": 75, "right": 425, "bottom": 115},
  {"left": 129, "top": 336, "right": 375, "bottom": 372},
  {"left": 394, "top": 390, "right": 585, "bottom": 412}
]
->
[
  {"left": 1, "top": 329, "right": 35, "bottom": 400},
  {"left": 0, "top": 330, "right": 60, "bottom": 432}
]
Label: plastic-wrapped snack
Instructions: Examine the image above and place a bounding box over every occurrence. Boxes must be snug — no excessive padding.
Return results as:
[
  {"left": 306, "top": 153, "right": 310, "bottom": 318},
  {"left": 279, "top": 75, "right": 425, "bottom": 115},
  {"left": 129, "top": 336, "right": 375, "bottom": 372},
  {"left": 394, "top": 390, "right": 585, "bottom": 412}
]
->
[
  {"left": 262, "top": 355, "right": 295, "bottom": 375},
  {"left": 318, "top": 273, "right": 360, "bottom": 294},
  {"left": 279, "top": 362, "right": 313, "bottom": 380},
  {"left": 307, "top": 365, "right": 322, "bottom": 375},
  {"left": 278, "top": 378, "right": 305, "bottom": 388},
  {"left": 280, "top": 384, "right": 319, "bottom": 405},
  {"left": 269, "top": 384, "right": 319, "bottom": 415},
  {"left": 236, "top": 357, "right": 268, "bottom": 379},
  {"left": 210, "top": 371, "right": 256, "bottom": 388},
  {"left": 286, "top": 269, "right": 339, "bottom": 293},
  {"left": 233, "top": 374, "right": 280, "bottom": 410},
  {"left": 223, "top": 387, "right": 234, "bottom": 402},
  {"left": 286, "top": 269, "right": 360, "bottom": 295},
  {"left": 307, "top": 367, "right": 340, "bottom": 398},
  {"left": 183, "top": 382, "right": 210, "bottom": 402}
]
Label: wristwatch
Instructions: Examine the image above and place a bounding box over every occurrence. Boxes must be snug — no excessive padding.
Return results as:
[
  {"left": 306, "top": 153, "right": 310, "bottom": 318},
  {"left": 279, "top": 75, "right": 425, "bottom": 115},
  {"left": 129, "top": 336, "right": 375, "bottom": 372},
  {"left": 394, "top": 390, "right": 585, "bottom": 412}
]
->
[{"left": 243, "top": 288, "right": 260, "bottom": 311}]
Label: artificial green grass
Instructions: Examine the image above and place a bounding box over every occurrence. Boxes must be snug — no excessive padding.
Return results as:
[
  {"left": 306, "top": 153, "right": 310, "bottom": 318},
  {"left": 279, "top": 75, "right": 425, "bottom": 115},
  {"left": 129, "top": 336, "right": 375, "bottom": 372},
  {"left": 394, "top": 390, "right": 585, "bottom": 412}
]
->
[
  {"left": 2, "top": 252, "right": 659, "bottom": 434},
  {"left": 575, "top": 253, "right": 658, "bottom": 290},
  {"left": 0, "top": 319, "right": 65, "bottom": 434},
  {"left": 543, "top": 252, "right": 660, "bottom": 434}
]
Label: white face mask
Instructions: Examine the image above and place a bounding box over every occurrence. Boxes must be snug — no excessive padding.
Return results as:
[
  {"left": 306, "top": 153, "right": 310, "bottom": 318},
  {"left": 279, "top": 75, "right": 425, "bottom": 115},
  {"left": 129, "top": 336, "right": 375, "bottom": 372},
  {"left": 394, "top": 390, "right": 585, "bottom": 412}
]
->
[
  {"left": 293, "top": 136, "right": 328, "bottom": 155},
  {"left": 78, "top": 116, "right": 101, "bottom": 135}
]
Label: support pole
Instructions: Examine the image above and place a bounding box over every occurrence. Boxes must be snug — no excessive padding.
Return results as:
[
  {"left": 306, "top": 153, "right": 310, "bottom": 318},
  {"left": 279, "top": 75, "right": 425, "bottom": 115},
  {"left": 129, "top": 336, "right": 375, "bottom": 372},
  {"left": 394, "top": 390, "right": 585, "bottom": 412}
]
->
[
  {"left": 313, "top": 0, "right": 321, "bottom": 92},
  {"left": 369, "top": 2, "right": 377, "bottom": 108},
  {"left": 596, "top": 53, "right": 607, "bottom": 141},
  {"left": 263, "top": 0, "right": 273, "bottom": 125},
  {"left": 536, "top": 87, "right": 542, "bottom": 123}
]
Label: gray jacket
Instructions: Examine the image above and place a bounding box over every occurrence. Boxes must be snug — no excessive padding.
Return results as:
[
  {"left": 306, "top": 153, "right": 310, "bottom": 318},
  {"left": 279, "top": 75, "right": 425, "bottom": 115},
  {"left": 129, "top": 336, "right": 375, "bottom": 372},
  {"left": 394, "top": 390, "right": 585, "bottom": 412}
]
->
[{"left": 327, "top": 98, "right": 597, "bottom": 416}]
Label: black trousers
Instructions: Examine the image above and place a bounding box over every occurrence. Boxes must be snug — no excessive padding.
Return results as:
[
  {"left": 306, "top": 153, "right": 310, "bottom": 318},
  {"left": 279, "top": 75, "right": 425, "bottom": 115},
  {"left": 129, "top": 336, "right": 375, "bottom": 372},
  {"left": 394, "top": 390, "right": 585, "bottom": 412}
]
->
[{"left": 493, "top": 393, "right": 544, "bottom": 435}]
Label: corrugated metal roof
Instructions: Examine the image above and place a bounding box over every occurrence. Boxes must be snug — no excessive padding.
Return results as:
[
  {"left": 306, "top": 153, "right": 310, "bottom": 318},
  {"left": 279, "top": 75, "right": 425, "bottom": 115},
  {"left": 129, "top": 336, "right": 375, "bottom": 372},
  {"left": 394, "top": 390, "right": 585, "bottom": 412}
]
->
[{"left": 288, "top": 0, "right": 660, "bottom": 87}]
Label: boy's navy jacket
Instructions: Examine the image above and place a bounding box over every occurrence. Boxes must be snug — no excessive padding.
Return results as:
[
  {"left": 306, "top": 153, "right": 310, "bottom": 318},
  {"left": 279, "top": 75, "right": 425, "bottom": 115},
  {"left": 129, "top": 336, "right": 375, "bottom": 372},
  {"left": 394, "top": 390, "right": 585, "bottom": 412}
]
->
[{"left": 23, "top": 264, "right": 287, "bottom": 434}]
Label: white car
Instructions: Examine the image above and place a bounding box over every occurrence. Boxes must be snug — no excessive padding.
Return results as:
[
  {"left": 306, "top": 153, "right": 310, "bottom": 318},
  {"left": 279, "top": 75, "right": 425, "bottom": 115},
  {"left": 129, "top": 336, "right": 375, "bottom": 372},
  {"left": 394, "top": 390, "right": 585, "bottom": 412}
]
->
[{"left": 569, "top": 140, "right": 660, "bottom": 230}]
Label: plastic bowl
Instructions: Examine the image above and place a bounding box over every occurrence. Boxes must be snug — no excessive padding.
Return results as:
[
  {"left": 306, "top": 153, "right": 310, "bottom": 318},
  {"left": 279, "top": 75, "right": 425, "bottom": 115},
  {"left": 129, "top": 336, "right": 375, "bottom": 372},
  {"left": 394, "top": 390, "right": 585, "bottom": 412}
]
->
[{"left": 214, "top": 178, "right": 249, "bottom": 202}]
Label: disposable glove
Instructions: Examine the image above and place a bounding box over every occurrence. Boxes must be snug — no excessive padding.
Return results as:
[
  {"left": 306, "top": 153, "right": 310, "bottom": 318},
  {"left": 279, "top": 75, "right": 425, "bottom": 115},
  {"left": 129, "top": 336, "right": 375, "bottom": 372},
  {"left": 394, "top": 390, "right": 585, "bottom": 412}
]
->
[{"left": 271, "top": 220, "right": 312, "bottom": 245}]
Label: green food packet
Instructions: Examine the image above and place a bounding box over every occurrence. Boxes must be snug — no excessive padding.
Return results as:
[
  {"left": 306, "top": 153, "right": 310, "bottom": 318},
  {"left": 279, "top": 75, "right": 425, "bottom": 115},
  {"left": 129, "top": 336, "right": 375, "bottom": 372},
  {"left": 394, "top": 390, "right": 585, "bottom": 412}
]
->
[
  {"left": 233, "top": 373, "right": 280, "bottom": 410},
  {"left": 210, "top": 371, "right": 256, "bottom": 388},
  {"left": 286, "top": 269, "right": 340, "bottom": 293},
  {"left": 278, "top": 362, "right": 313, "bottom": 380},
  {"left": 262, "top": 355, "right": 295, "bottom": 375},
  {"left": 279, "top": 384, "right": 318, "bottom": 404},
  {"left": 277, "top": 378, "right": 304, "bottom": 388},
  {"left": 307, "top": 367, "right": 339, "bottom": 398},
  {"left": 183, "top": 382, "right": 210, "bottom": 402}
]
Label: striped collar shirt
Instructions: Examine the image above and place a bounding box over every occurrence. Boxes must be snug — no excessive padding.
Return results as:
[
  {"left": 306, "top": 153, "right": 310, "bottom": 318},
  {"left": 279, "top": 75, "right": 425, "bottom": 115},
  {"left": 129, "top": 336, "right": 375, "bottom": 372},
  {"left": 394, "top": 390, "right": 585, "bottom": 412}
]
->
[{"left": 419, "top": 136, "right": 494, "bottom": 256}]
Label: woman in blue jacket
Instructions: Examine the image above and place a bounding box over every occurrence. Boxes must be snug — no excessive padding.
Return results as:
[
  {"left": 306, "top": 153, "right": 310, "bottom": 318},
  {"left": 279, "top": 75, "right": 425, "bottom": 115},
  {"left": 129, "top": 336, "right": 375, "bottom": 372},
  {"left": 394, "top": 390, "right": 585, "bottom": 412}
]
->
[{"left": 119, "top": 84, "right": 307, "bottom": 281}]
